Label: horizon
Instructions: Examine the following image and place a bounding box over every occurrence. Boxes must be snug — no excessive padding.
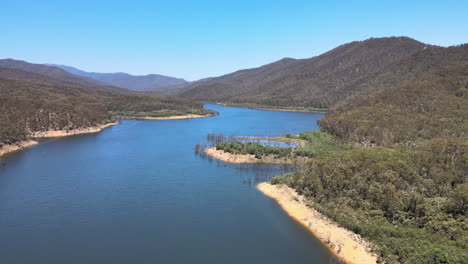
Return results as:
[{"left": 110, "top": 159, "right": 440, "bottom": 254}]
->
[{"left": 1, "top": 0, "right": 467, "bottom": 81}]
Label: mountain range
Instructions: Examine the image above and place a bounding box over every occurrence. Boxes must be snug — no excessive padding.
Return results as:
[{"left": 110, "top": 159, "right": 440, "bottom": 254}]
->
[
  {"left": 49, "top": 64, "right": 187, "bottom": 92},
  {"left": 174, "top": 37, "right": 468, "bottom": 108},
  {"left": 0, "top": 60, "right": 207, "bottom": 146}
]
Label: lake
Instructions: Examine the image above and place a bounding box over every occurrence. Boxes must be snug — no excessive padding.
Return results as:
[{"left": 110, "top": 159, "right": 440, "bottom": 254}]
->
[{"left": 0, "top": 104, "right": 333, "bottom": 264}]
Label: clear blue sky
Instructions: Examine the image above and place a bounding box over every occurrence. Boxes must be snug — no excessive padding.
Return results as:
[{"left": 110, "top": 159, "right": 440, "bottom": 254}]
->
[{"left": 1, "top": 0, "right": 467, "bottom": 80}]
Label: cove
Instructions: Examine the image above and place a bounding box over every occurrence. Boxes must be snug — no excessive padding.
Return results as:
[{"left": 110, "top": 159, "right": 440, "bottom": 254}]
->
[{"left": 0, "top": 104, "right": 333, "bottom": 264}]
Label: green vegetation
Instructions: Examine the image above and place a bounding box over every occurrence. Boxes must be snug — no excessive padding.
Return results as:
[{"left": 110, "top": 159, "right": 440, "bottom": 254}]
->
[
  {"left": 216, "top": 130, "right": 349, "bottom": 159},
  {"left": 319, "top": 63, "right": 468, "bottom": 147},
  {"left": 216, "top": 141, "right": 292, "bottom": 159},
  {"left": 292, "top": 130, "right": 350, "bottom": 157},
  {"left": 270, "top": 63, "right": 468, "bottom": 263},
  {"left": 220, "top": 103, "right": 327, "bottom": 113},
  {"left": 180, "top": 38, "right": 467, "bottom": 110},
  {"left": 0, "top": 67, "right": 211, "bottom": 147},
  {"left": 111, "top": 108, "right": 213, "bottom": 118}
]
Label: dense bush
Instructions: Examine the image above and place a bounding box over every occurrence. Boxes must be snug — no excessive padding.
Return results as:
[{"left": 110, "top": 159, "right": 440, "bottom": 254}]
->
[
  {"left": 216, "top": 141, "right": 292, "bottom": 159},
  {"left": 272, "top": 64, "right": 468, "bottom": 263},
  {"left": 294, "top": 130, "right": 349, "bottom": 157},
  {"left": 272, "top": 139, "right": 467, "bottom": 263},
  {"left": 0, "top": 76, "right": 210, "bottom": 146},
  {"left": 319, "top": 63, "right": 468, "bottom": 146}
]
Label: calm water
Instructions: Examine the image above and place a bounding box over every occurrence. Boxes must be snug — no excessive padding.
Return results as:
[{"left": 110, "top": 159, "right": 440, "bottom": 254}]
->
[
  {"left": 238, "top": 139, "right": 298, "bottom": 148},
  {"left": 0, "top": 104, "right": 333, "bottom": 264}
]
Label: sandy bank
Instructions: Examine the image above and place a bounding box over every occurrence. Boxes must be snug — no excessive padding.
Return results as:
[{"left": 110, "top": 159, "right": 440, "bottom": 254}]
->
[
  {"left": 204, "top": 147, "right": 292, "bottom": 164},
  {"left": 31, "top": 122, "right": 117, "bottom": 138},
  {"left": 0, "top": 140, "right": 38, "bottom": 157},
  {"left": 257, "top": 182, "right": 377, "bottom": 264},
  {"left": 120, "top": 113, "right": 214, "bottom": 120}
]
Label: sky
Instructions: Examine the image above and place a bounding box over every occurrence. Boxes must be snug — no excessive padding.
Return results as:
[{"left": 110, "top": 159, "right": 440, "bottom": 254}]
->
[{"left": 1, "top": 0, "right": 467, "bottom": 81}]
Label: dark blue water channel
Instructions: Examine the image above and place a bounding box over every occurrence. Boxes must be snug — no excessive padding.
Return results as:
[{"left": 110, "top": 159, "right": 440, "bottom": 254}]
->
[{"left": 0, "top": 104, "right": 333, "bottom": 264}]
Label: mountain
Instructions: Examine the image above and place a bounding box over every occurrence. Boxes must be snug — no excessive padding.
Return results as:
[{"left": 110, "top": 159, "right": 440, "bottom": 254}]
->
[
  {"left": 50, "top": 64, "right": 187, "bottom": 92},
  {"left": 0, "top": 59, "right": 129, "bottom": 93},
  {"left": 177, "top": 37, "right": 467, "bottom": 108},
  {"left": 0, "top": 59, "right": 130, "bottom": 93},
  {"left": 0, "top": 63, "right": 209, "bottom": 146}
]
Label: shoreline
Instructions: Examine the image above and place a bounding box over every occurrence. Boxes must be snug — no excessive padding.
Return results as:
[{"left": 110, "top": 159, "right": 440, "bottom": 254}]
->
[
  {"left": 257, "top": 182, "right": 377, "bottom": 264},
  {"left": 216, "top": 103, "right": 327, "bottom": 113},
  {"left": 31, "top": 122, "right": 117, "bottom": 138},
  {"left": 0, "top": 140, "right": 38, "bottom": 157},
  {"left": 1, "top": 113, "right": 212, "bottom": 158},
  {"left": 204, "top": 147, "right": 293, "bottom": 164},
  {"left": 0, "top": 123, "right": 117, "bottom": 158},
  {"left": 117, "top": 113, "right": 214, "bottom": 120}
]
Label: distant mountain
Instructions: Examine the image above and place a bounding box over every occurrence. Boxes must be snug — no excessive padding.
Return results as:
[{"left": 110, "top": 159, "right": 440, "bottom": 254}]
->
[
  {"left": 0, "top": 59, "right": 128, "bottom": 93},
  {"left": 49, "top": 64, "right": 187, "bottom": 92},
  {"left": 177, "top": 37, "right": 467, "bottom": 108},
  {"left": 0, "top": 64, "right": 207, "bottom": 146}
]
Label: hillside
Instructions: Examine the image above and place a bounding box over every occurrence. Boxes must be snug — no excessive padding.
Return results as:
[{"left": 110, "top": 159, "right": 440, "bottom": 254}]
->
[
  {"left": 50, "top": 64, "right": 187, "bottom": 92},
  {"left": 178, "top": 37, "right": 467, "bottom": 108},
  {"left": 0, "top": 66, "right": 209, "bottom": 147},
  {"left": 0, "top": 59, "right": 129, "bottom": 93},
  {"left": 270, "top": 63, "right": 468, "bottom": 263}
]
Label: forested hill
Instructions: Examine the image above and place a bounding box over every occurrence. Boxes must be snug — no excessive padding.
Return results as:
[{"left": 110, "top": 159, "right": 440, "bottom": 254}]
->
[
  {"left": 319, "top": 61, "right": 468, "bottom": 146},
  {"left": 178, "top": 37, "right": 467, "bottom": 108},
  {"left": 0, "top": 59, "right": 128, "bottom": 93},
  {"left": 0, "top": 65, "right": 209, "bottom": 147},
  {"left": 272, "top": 62, "right": 468, "bottom": 263},
  {"left": 50, "top": 64, "right": 187, "bottom": 92}
]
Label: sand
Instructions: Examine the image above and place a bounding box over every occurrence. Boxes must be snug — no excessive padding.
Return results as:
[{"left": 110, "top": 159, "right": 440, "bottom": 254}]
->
[
  {"left": 31, "top": 122, "right": 117, "bottom": 138},
  {"left": 204, "top": 147, "right": 292, "bottom": 164},
  {"left": 257, "top": 182, "right": 378, "bottom": 264},
  {"left": 120, "top": 114, "right": 214, "bottom": 120},
  {"left": 0, "top": 140, "right": 38, "bottom": 157}
]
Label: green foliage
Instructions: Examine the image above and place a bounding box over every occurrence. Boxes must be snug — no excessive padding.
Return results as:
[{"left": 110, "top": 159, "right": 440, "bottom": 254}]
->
[
  {"left": 272, "top": 63, "right": 468, "bottom": 263},
  {"left": 181, "top": 39, "right": 467, "bottom": 109},
  {"left": 216, "top": 141, "right": 293, "bottom": 158},
  {"left": 0, "top": 76, "right": 209, "bottom": 146},
  {"left": 319, "top": 63, "right": 468, "bottom": 146},
  {"left": 280, "top": 140, "right": 467, "bottom": 263},
  {"left": 294, "top": 130, "right": 349, "bottom": 157}
]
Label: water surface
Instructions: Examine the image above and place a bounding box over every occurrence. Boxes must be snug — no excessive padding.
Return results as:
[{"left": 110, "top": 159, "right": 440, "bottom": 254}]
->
[{"left": 0, "top": 104, "right": 333, "bottom": 264}]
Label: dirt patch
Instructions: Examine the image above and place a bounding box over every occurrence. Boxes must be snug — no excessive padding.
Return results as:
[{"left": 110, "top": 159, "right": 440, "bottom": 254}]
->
[{"left": 257, "top": 182, "right": 378, "bottom": 264}]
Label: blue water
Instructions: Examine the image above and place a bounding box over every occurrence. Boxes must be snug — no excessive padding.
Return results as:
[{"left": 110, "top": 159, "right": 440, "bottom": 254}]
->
[
  {"left": 0, "top": 104, "right": 332, "bottom": 264},
  {"left": 237, "top": 139, "right": 298, "bottom": 148}
]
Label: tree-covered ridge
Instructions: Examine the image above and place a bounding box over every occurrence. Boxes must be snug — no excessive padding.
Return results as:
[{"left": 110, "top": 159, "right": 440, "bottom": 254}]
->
[
  {"left": 270, "top": 63, "right": 468, "bottom": 263},
  {"left": 0, "top": 69, "right": 210, "bottom": 146},
  {"left": 320, "top": 62, "right": 468, "bottom": 146},
  {"left": 179, "top": 38, "right": 467, "bottom": 109}
]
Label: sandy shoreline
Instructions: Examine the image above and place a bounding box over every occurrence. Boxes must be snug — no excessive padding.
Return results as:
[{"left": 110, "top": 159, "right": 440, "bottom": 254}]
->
[
  {"left": 257, "top": 182, "right": 377, "bottom": 264},
  {"left": 204, "top": 147, "right": 292, "bottom": 164},
  {"left": 0, "top": 123, "right": 117, "bottom": 158},
  {"left": 31, "top": 122, "right": 117, "bottom": 138},
  {"left": 119, "top": 113, "right": 214, "bottom": 120},
  {"left": 0, "top": 140, "right": 39, "bottom": 157}
]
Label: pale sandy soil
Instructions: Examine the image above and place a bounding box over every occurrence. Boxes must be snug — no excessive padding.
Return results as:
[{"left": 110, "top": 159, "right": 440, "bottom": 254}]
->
[
  {"left": 31, "top": 122, "right": 117, "bottom": 138},
  {"left": 257, "top": 182, "right": 378, "bottom": 264},
  {"left": 0, "top": 140, "right": 38, "bottom": 157},
  {"left": 204, "top": 147, "right": 292, "bottom": 164},
  {"left": 122, "top": 114, "right": 213, "bottom": 120}
]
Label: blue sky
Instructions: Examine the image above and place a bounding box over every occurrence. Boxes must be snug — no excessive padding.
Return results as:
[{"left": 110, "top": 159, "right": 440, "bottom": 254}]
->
[{"left": 1, "top": 0, "right": 467, "bottom": 80}]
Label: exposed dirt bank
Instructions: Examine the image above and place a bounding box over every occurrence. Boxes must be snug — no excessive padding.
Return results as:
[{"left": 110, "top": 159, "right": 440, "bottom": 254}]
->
[
  {"left": 119, "top": 113, "right": 214, "bottom": 120},
  {"left": 31, "top": 122, "right": 117, "bottom": 138},
  {"left": 257, "top": 182, "right": 378, "bottom": 264},
  {"left": 204, "top": 147, "right": 292, "bottom": 164},
  {"left": 0, "top": 140, "right": 38, "bottom": 157}
]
